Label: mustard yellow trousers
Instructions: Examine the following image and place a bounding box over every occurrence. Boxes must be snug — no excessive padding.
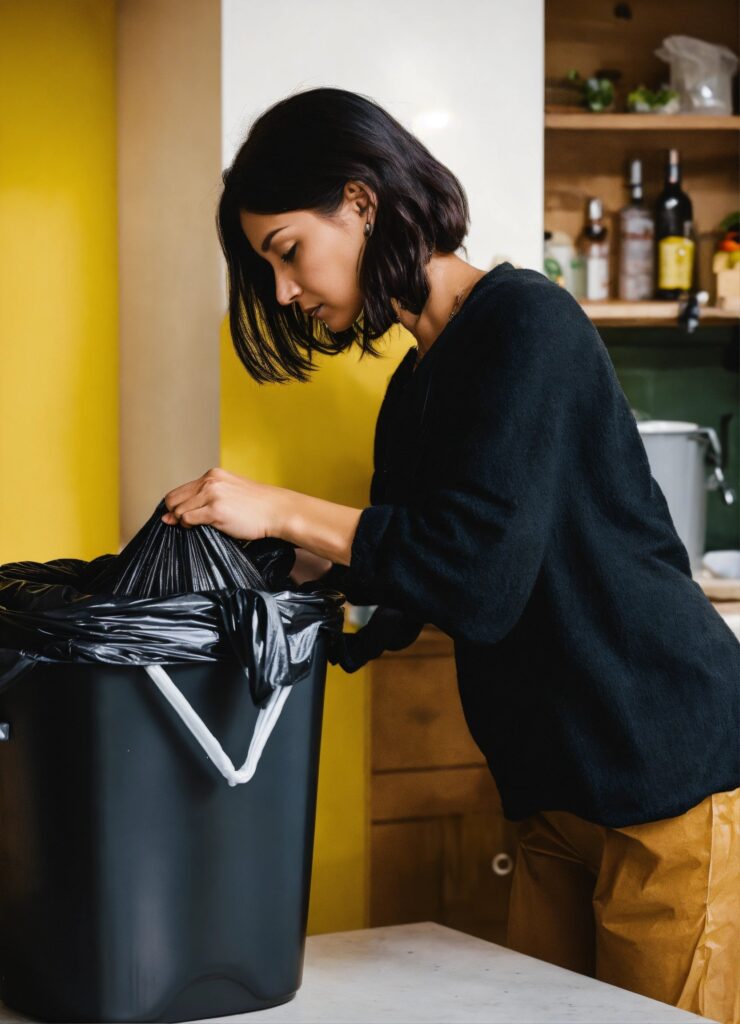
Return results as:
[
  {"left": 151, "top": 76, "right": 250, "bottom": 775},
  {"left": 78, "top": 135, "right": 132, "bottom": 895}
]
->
[{"left": 506, "top": 788, "right": 740, "bottom": 1024}]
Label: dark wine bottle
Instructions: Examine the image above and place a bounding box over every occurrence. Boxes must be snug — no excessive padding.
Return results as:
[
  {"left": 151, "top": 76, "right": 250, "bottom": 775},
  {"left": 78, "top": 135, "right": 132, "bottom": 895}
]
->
[{"left": 654, "top": 149, "right": 695, "bottom": 299}]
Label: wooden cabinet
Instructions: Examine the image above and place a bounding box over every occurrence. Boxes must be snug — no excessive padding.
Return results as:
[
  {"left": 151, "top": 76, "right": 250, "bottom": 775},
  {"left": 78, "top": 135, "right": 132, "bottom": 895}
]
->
[{"left": 368, "top": 626, "right": 518, "bottom": 946}]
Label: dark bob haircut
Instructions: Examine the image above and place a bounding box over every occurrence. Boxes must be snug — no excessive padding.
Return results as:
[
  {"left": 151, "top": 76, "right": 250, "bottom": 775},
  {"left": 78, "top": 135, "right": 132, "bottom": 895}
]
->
[{"left": 216, "top": 86, "right": 470, "bottom": 384}]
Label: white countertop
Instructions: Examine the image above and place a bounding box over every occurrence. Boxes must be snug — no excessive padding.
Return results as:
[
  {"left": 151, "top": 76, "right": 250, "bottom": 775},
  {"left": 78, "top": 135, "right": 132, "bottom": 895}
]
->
[
  {"left": 192, "top": 922, "right": 712, "bottom": 1024},
  {"left": 0, "top": 922, "right": 718, "bottom": 1024},
  {"left": 205, "top": 921, "right": 716, "bottom": 1024}
]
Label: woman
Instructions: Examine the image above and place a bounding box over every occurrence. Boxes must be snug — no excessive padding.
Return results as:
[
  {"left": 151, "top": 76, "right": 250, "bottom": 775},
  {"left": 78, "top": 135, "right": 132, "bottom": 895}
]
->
[{"left": 163, "top": 87, "right": 739, "bottom": 1023}]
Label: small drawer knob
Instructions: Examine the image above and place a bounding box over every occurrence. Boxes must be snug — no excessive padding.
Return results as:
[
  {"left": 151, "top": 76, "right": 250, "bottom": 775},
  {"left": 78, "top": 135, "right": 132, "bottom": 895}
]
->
[{"left": 491, "top": 852, "right": 513, "bottom": 876}]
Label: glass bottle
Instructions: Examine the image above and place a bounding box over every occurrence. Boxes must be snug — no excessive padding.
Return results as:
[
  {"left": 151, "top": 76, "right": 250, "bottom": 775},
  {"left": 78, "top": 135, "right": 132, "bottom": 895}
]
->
[
  {"left": 578, "top": 197, "right": 610, "bottom": 300},
  {"left": 655, "top": 149, "right": 695, "bottom": 299},
  {"left": 618, "top": 159, "right": 654, "bottom": 300}
]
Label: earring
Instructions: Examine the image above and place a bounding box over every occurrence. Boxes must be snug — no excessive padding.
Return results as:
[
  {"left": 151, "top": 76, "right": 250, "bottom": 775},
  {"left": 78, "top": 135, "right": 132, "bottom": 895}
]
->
[{"left": 364, "top": 221, "right": 373, "bottom": 238}]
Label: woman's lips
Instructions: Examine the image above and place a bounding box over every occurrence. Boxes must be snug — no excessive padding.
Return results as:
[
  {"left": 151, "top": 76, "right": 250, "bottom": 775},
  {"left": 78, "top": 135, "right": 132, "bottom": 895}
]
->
[{"left": 311, "top": 305, "right": 323, "bottom": 317}]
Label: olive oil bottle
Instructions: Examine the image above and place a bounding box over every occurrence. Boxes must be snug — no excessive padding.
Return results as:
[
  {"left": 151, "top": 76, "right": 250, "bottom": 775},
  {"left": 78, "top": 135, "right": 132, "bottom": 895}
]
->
[{"left": 654, "top": 149, "right": 695, "bottom": 299}]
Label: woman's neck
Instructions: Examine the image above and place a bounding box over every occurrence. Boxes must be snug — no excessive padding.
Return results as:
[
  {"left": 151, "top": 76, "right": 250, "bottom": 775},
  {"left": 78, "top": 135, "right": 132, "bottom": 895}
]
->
[{"left": 391, "top": 252, "right": 488, "bottom": 358}]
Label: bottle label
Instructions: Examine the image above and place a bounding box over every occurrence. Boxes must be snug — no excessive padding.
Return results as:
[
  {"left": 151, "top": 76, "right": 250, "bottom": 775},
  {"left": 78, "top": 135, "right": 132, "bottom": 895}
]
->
[
  {"left": 658, "top": 236, "right": 695, "bottom": 290},
  {"left": 619, "top": 238, "right": 653, "bottom": 300},
  {"left": 586, "top": 256, "right": 609, "bottom": 300}
]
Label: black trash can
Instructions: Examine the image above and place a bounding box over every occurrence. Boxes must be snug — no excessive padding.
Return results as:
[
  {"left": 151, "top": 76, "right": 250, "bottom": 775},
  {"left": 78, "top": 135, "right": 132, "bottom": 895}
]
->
[
  {"left": 0, "top": 632, "right": 332, "bottom": 1023},
  {"left": 0, "top": 518, "right": 345, "bottom": 1023}
]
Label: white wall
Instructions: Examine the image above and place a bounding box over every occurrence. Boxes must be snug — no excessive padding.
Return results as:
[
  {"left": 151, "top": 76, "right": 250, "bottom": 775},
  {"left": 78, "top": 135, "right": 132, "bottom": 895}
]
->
[{"left": 222, "top": 0, "right": 544, "bottom": 272}]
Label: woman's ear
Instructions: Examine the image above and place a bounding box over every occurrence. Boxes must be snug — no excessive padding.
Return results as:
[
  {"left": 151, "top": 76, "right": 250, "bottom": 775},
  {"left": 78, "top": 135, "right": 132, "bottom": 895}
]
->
[{"left": 343, "top": 179, "right": 377, "bottom": 218}]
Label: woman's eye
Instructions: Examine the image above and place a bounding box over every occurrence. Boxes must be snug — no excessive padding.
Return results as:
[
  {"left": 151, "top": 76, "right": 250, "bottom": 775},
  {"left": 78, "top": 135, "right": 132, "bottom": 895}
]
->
[{"left": 280, "top": 243, "right": 297, "bottom": 264}]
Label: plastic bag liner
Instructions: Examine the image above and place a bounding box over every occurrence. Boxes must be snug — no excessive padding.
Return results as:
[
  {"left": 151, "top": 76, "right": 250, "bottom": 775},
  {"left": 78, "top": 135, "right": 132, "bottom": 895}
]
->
[{"left": 0, "top": 500, "right": 344, "bottom": 787}]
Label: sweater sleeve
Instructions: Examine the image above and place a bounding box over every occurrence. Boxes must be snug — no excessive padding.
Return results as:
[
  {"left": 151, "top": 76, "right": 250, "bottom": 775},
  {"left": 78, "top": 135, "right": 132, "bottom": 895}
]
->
[
  {"left": 314, "top": 561, "right": 379, "bottom": 607},
  {"left": 341, "top": 289, "right": 583, "bottom": 645}
]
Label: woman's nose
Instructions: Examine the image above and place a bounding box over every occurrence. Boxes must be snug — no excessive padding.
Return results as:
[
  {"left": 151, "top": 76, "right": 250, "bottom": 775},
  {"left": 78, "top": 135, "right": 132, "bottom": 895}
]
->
[{"left": 275, "top": 274, "right": 301, "bottom": 307}]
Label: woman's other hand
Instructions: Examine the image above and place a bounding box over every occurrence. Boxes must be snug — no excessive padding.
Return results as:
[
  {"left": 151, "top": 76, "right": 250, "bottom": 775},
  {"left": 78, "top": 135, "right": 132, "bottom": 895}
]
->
[
  {"left": 289, "top": 547, "right": 333, "bottom": 585},
  {"left": 162, "top": 467, "right": 289, "bottom": 541}
]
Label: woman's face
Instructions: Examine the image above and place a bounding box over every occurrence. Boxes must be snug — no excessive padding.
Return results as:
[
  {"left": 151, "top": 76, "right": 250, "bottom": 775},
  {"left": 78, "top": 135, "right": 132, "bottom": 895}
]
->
[{"left": 240, "top": 183, "right": 374, "bottom": 332}]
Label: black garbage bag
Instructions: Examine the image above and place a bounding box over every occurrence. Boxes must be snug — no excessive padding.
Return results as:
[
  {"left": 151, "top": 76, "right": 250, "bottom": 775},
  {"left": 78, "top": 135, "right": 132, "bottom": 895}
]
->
[
  {"left": 0, "top": 498, "right": 296, "bottom": 604},
  {"left": 0, "top": 498, "right": 344, "bottom": 710},
  {"left": 0, "top": 497, "right": 346, "bottom": 792},
  {"left": 82, "top": 499, "right": 298, "bottom": 596}
]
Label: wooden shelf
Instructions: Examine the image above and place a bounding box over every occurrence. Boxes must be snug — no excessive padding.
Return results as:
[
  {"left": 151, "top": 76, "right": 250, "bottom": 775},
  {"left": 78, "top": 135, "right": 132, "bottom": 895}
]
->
[
  {"left": 545, "top": 112, "right": 740, "bottom": 131},
  {"left": 580, "top": 300, "right": 739, "bottom": 326},
  {"left": 544, "top": 0, "right": 739, "bottom": 315}
]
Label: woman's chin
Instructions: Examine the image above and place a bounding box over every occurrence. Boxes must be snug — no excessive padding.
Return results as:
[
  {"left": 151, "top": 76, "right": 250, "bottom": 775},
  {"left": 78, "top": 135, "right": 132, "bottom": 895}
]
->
[
  {"left": 323, "top": 311, "right": 348, "bottom": 331},
  {"left": 327, "top": 307, "right": 362, "bottom": 332}
]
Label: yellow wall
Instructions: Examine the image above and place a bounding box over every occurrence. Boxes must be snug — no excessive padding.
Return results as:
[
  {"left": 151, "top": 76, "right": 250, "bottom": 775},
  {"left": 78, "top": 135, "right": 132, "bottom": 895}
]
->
[
  {"left": 1, "top": 0, "right": 413, "bottom": 935},
  {"left": 220, "top": 318, "right": 411, "bottom": 933},
  {"left": 0, "top": 0, "right": 119, "bottom": 563}
]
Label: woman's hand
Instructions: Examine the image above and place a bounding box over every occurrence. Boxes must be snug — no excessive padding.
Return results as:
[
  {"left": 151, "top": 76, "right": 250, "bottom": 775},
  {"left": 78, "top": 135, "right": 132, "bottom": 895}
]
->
[
  {"left": 162, "top": 467, "right": 290, "bottom": 541},
  {"left": 163, "top": 467, "right": 364, "bottom": 566},
  {"left": 290, "top": 547, "right": 333, "bottom": 585}
]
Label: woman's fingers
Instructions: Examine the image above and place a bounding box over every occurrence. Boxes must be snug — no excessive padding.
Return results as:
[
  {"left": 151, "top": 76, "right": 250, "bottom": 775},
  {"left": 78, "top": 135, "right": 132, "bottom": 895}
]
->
[
  {"left": 163, "top": 470, "right": 212, "bottom": 511},
  {"left": 176, "top": 504, "right": 216, "bottom": 528},
  {"left": 165, "top": 475, "right": 230, "bottom": 528},
  {"left": 159, "top": 467, "right": 281, "bottom": 541},
  {"left": 165, "top": 489, "right": 213, "bottom": 528}
]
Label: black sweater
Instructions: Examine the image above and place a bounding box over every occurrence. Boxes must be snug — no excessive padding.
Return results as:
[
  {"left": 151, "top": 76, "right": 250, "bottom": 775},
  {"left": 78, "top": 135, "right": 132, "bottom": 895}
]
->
[{"left": 322, "top": 261, "right": 740, "bottom": 828}]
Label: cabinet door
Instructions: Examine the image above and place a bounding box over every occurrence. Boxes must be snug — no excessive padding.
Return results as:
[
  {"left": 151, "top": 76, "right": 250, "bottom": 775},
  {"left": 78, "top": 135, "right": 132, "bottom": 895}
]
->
[
  {"left": 370, "top": 812, "right": 518, "bottom": 946},
  {"left": 370, "top": 643, "right": 518, "bottom": 944},
  {"left": 372, "top": 651, "right": 486, "bottom": 772}
]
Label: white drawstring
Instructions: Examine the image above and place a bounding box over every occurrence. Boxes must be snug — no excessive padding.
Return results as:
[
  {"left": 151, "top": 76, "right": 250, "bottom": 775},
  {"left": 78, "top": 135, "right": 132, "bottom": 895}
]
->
[{"left": 145, "top": 664, "right": 291, "bottom": 787}]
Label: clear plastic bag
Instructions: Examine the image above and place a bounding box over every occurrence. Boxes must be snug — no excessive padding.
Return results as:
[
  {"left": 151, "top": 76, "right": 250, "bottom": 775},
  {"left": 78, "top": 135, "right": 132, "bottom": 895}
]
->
[{"left": 655, "top": 35, "right": 738, "bottom": 115}]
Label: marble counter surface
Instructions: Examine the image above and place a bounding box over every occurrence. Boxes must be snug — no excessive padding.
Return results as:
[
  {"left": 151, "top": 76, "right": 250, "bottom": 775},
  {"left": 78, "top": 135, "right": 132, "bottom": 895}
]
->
[{"left": 197, "top": 922, "right": 714, "bottom": 1024}]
